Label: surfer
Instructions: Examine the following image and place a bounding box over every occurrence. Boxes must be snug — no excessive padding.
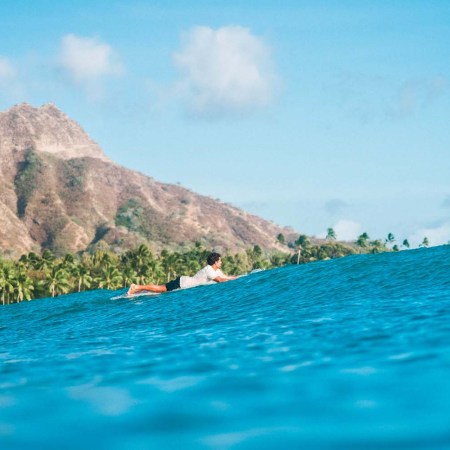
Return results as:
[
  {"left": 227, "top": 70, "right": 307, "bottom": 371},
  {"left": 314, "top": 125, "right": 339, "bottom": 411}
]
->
[{"left": 127, "top": 252, "right": 237, "bottom": 295}]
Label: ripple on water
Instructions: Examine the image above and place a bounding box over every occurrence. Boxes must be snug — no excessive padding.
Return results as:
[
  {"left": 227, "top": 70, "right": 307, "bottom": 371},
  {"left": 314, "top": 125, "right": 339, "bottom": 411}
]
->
[{"left": 1, "top": 246, "right": 450, "bottom": 448}]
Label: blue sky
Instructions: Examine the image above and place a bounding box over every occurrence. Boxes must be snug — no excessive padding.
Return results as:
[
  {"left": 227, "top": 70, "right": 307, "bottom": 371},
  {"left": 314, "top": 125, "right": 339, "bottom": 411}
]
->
[{"left": 1, "top": 1, "right": 449, "bottom": 247}]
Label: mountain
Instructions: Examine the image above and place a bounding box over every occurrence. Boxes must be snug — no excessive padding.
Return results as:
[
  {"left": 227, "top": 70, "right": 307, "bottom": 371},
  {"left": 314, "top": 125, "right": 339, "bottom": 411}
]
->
[{"left": 0, "top": 103, "right": 296, "bottom": 257}]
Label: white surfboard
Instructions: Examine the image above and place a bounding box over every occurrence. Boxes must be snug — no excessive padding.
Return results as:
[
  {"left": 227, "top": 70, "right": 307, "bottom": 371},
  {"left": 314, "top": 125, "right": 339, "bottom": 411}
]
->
[{"left": 111, "top": 291, "right": 161, "bottom": 300}]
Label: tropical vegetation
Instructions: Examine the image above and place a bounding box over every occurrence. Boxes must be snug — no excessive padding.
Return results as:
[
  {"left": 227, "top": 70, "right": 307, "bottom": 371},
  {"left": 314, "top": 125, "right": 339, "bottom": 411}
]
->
[{"left": 0, "top": 230, "right": 431, "bottom": 305}]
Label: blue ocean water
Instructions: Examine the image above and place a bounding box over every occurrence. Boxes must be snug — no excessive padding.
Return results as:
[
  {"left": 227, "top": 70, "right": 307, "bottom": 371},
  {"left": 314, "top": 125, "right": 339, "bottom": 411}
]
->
[{"left": 1, "top": 247, "right": 450, "bottom": 449}]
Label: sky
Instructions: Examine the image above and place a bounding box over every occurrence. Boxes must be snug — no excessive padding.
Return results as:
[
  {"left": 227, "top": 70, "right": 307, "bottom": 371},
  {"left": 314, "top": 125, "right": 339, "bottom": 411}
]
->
[{"left": 0, "top": 0, "right": 449, "bottom": 248}]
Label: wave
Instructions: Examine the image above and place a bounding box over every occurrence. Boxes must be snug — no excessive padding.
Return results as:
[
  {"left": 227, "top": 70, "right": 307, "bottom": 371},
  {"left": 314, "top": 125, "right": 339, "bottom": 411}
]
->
[{"left": 1, "top": 246, "right": 450, "bottom": 448}]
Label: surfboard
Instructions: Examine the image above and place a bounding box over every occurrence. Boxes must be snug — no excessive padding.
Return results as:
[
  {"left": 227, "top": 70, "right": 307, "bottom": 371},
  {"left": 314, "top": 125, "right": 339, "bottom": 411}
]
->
[{"left": 111, "top": 291, "right": 160, "bottom": 300}]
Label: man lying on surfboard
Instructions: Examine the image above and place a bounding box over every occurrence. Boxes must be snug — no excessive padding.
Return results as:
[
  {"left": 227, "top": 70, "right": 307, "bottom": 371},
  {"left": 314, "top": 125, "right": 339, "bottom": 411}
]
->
[{"left": 127, "top": 252, "right": 237, "bottom": 295}]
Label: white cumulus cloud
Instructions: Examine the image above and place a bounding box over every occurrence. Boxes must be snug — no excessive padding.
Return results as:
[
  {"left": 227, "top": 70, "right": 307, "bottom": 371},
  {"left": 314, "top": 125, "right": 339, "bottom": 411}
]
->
[
  {"left": 410, "top": 222, "right": 450, "bottom": 248},
  {"left": 59, "top": 34, "right": 123, "bottom": 83},
  {"left": 173, "top": 26, "right": 276, "bottom": 117},
  {"left": 332, "top": 219, "right": 362, "bottom": 241}
]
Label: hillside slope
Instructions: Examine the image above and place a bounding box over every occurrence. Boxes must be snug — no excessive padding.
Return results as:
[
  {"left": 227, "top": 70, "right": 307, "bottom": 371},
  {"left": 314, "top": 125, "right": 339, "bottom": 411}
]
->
[{"left": 0, "top": 103, "right": 295, "bottom": 257}]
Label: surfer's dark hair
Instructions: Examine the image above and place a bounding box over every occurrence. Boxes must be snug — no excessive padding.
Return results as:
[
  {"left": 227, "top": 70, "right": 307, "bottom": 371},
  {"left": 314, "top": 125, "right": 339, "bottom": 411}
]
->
[{"left": 207, "top": 252, "right": 221, "bottom": 266}]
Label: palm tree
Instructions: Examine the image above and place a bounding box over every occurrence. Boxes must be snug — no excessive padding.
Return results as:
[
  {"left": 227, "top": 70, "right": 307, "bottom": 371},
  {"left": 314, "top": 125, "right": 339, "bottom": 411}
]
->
[
  {"left": 13, "top": 271, "right": 34, "bottom": 302},
  {"left": 420, "top": 237, "right": 429, "bottom": 248},
  {"left": 63, "top": 253, "right": 75, "bottom": 267},
  {"left": 0, "top": 264, "right": 16, "bottom": 305},
  {"left": 121, "top": 266, "right": 139, "bottom": 288},
  {"left": 246, "top": 245, "right": 263, "bottom": 269},
  {"left": 385, "top": 233, "right": 395, "bottom": 247},
  {"left": 326, "top": 228, "right": 336, "bottom": 240},
  {"left": 224, "top": 252, "right": 251, "bottom": 274},
  {"left": 40, "top": 249, "right": 55, "bottom": 270},
  {"left": 184, "top": 258, "right": 201, "bottom": 277},
  {"left": 356, "top": 232, "right": 369, "bottom": 251},
  {"left": 136, "top": 243, "right": 151, "bottom": 258},
  {"left": 402, "top": 239, "right": 410, "bottom": 249},
  {"left": 81, "top": 253, "right": 94, "bottom": 269},
  {"left": 95, "top": 266, "right": 123, "bottom": 290},
  {"left": 19, "top": 253, "right": 31, "bottom": 266},
  {"left": 44, "top": 267, "right": 71, "bottom": 298},
  {"left": 72, "top": 264, "right": 93, "bottom": 292},
  {"left": 20, "top": 252, "right": 41, "bottom": 270},
  {"left": 133, "top": 244, "right": 153, "bottom": 272},
  {"left": 152, "top": 258, "right": 166, "bottom": 284},
  {"left": 270, "top": 253, "right": 289, "bottom": 267},
  {"left": 162, "top": 252, "right": 180, "bottom": 282},
  {"left": 295, "top": 235, "right": 310, "bottom": 264},
  {"left": 92, "top": 249, "right": 110, "bottom": 268},
  {"left": 370, "top": 240, "right": 385, "bottom": 253}
]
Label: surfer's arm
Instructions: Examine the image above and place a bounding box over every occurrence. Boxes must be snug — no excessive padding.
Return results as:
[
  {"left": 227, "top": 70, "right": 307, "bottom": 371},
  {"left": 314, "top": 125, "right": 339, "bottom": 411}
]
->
[{"left": 213, "top": 274, "right": 238, "bottom": 283}]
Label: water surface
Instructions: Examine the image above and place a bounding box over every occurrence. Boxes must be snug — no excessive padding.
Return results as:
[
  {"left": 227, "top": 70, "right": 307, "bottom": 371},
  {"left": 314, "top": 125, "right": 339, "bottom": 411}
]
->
[{"left": 1, "top": 246, "right": 450, "bottom": 449}]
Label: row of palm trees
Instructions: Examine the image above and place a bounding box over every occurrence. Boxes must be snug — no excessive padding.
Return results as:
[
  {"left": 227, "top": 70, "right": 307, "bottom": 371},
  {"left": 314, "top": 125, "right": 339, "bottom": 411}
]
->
[
  {"left": 0, "top": 244, "right": 289, "bottom": 305},
  {"left": 1, "top": 230, "right": 428, "bottom": 305},
  {"left": 353, "top": 231, "right": 429, "bottom": 252},
  {"left": 277, "top": 229, "right": 427, "bottom": 253},
  {"left": 279, "top": 229, "right": 430, "bottom": 265},
  {"left": 324, "top": 228, "right": 429, "bottom": 252}
]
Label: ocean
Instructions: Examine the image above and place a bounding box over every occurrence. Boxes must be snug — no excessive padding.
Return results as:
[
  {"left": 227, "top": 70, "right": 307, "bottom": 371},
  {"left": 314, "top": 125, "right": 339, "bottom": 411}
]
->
[{"left": 1, "top": 246, "right": 450, "bottom": 449}]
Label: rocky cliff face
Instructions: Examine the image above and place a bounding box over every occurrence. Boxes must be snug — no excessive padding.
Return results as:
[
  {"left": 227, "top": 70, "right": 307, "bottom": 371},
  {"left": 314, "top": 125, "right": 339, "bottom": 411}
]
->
[
  {"left": 0, "top": 103, "right": 295, "bottom": 257},
  {"left": 0, "top": 103, "right": 109, "bottom": 162}
]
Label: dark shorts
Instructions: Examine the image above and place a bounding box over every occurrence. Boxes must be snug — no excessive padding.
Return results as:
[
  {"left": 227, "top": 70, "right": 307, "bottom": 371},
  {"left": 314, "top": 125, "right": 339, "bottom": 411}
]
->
[{"left": 165, "top": 277, "right": 181, "bottom": 292}]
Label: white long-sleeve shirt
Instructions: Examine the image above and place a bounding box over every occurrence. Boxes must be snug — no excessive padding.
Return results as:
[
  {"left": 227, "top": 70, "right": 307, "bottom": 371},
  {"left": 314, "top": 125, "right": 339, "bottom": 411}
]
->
[{"left": 179, "top": 265, "right": 224, "bottom": 289}]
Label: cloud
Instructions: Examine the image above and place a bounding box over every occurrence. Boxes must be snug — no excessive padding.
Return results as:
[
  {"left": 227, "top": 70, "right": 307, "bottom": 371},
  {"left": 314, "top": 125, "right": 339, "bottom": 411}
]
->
[
  {"left": 332, "top": 219, "right": 362, "bottom": 241},
  {"left": 58, "top": 34, "right": 123, "bottom": 83},
  {"left": 387, "top": 76, "right": 449, "bottom": 118},
  {"left": 324, "top": 199, "right": 348, "bottom": 215},
  {"left": 0, "top": 56, "right": 16, "bottom": 81},
  {"left": 410, "top": 222, "right": 450, "bottom": 247},
  {"left": 316, "top": 219, "right": 362, "bottom": 240},
  {"left": 172, "top": 26, "right": 276, "bottom": 117},
  {"left": 328, "top": 73, "right": 449, "bottom": 122}
]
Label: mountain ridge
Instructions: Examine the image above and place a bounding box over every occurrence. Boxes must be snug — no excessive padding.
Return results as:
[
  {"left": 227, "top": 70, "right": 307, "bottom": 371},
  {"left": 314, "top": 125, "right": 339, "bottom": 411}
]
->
[{"left": 0, "top": 103, "right": 296, "bottom": 257}]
